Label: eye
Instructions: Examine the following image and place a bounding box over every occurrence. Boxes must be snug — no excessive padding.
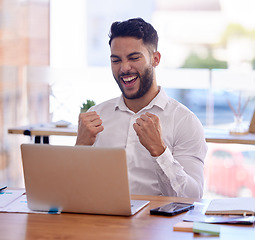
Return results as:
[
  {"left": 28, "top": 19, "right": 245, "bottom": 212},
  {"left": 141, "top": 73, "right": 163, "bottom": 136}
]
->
[
  {"left": 129, "top": 57, "right": 140, "bottom": 61},
  {"left": 111, "top": 58, "right": 121, "bottom": 63}
]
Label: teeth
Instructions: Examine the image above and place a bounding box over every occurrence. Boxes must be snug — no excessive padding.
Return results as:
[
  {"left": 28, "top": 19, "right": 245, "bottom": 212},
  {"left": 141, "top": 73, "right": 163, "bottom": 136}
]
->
[{"left": 122, "top": 76, "right": 136, "bottom": 82}]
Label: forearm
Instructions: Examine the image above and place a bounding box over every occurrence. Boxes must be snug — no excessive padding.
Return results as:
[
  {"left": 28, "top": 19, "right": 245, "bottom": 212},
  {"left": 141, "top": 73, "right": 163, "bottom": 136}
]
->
[{"left": 153, "top": 147, "right": 204, "bottom": 198}]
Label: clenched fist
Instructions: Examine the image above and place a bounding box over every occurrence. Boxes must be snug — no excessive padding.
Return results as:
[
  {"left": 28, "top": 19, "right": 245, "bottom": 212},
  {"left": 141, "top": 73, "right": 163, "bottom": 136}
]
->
[
  {"left": 133, "top": 112, "right": 166, "bottom": 157},
  {"left": 76, "top": 111, "right": 104, "bottom": 146}
]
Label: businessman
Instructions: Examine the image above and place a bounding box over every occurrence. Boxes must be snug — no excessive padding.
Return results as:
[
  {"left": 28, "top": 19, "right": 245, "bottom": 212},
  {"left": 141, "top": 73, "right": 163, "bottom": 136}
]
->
[{"left": 76, "top": 18, "right": 207, "bottom": 198}]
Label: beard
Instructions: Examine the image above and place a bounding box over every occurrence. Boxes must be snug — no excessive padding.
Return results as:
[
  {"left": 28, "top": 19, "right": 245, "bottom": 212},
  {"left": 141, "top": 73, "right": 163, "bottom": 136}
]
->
[{"left": 114, "top": 66, "right": 154, "bottom": 100}]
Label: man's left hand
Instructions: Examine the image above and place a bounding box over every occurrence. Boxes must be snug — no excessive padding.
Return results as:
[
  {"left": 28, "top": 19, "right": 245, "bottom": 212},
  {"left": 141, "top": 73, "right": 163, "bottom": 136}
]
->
[{"left": 133, "top": 112, "right": 166, "bottom": 157}]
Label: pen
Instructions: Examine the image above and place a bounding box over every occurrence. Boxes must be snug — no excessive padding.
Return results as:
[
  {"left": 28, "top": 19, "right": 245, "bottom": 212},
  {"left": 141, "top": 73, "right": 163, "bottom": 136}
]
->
[{"left": 0, "top": 186, "right": 7, "bottom": 191}]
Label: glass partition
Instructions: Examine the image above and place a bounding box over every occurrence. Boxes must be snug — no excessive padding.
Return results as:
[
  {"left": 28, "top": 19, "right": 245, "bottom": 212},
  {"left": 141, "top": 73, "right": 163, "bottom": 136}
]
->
[{"left": 2, "top": 0, "right": 255, "bottom": 197}]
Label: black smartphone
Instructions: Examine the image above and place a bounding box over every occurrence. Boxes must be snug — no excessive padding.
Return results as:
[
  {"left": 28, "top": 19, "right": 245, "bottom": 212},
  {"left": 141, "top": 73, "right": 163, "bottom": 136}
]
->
[{"left": 150, "top": 202, "right": 194, "bottom": 216}]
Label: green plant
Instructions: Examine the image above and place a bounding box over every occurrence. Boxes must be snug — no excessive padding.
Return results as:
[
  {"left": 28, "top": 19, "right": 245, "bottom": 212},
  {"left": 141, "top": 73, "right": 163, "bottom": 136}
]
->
[
  {"left": 80, "top": 100, "right": 96, "bottom": 113},
  {"left": 182, "top": 48, "right": 227, "bottom": 69}
]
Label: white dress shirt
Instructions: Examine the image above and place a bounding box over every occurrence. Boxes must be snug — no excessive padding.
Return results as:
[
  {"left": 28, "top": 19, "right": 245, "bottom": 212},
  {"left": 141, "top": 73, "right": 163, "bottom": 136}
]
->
[{"left": 89, "top": 88, "right": 207, "bottom": 198}]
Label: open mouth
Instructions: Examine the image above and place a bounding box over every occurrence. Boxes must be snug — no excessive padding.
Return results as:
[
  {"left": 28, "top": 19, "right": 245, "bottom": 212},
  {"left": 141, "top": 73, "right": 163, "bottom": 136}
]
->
[{"left": 120, "top": 75, "right": 138, "bottom": 87}]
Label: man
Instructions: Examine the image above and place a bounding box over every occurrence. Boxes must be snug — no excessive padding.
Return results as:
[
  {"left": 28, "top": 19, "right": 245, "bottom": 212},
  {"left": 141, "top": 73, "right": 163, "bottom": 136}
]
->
[{"left": 76, "top": 18, "right": 207, "bottom": 198}]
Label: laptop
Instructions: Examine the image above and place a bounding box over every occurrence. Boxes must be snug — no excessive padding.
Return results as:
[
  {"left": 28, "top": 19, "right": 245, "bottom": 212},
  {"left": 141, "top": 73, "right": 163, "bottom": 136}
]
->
[{"left": 20, "top": 144, "right": 149, "bottom": 216}]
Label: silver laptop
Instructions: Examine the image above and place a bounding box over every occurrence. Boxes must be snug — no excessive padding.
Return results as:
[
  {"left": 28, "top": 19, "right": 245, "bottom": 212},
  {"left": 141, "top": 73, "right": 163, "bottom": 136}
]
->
[{"left": 20, "top": 144, "right": 149, "bottom": 216}]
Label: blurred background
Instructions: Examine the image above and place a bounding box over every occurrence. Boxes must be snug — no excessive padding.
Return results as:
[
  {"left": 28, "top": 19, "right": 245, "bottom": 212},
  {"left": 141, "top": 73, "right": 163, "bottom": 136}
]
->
[{"left": 1, "top": 0, "right": 255, "bottom": 198}]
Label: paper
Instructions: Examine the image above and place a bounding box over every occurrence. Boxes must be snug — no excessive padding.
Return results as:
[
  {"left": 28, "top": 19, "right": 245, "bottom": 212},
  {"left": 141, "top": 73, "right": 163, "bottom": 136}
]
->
[
  {"left": 183, "top": 202, "right": 255, "bottom": 224},
  {"left": 205, "top": 198, "right": 255, "bottom": 215},
  {"left": 173, "top": 221, "right": 193, "bottom": 232},
  {"left": 193, "top": 222, "right": 220, "bottom": 235},
  {"left": 173, "top": 221, "right": 220, "bottom": 235},
  {"left": 0, "top": 189, "right": 25, "bottom": 207},
  {"left": 0, "top": 190, "right": 60, "bottom": 214}
]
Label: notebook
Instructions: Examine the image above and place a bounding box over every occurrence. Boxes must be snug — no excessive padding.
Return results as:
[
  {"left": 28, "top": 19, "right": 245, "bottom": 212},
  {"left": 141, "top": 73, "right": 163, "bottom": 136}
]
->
[
  {"left": 20, "top": 144, "right": 149, "bottom": 216},
  {"left": 205, "top": 198, "right": 255, "bottom": 216}
]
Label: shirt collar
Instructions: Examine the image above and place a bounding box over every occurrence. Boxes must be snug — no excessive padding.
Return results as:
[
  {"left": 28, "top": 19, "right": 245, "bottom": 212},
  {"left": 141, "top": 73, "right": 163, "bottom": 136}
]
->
[
  {"left": 114, "top": 86, "right": 168, "bottom": 112},
  {"left": 115, "top": 95, "right": 128, "bottom": 112}
]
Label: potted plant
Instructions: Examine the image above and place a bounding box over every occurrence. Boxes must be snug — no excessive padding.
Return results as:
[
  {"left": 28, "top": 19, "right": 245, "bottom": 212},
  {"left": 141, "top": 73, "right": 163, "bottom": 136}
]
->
[{"left": 80, "top": 100, "right": 96, "bottom": 113}]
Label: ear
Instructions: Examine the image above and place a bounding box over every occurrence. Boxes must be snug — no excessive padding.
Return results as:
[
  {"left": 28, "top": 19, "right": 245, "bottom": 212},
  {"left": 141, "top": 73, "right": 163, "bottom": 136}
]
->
[{"left": 152, "top": 51, "right": 161, "bottom": 67}]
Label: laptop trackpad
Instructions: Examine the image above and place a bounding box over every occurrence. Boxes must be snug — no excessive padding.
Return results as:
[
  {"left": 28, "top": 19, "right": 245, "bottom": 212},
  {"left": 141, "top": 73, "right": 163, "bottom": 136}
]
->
[{"left": 131, "top": 200, "right": 149, "bottom": 215}]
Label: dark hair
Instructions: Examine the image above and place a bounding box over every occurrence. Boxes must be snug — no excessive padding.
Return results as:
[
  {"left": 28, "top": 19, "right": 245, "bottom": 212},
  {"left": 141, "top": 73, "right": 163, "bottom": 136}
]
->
[{"left": 108, "top": 18, "right": 158, "bottom": 51}]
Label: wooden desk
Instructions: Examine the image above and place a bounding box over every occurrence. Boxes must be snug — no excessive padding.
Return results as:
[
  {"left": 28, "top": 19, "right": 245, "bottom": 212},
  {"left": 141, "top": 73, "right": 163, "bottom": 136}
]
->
[
  {"left": 8, "top": 124, "right": 255, "bottom": 145},
  {"left": 205, "top": 128, "right": 255, "bottom": 145},
  {"left": 0, "top": 195, "right": 254, "bottom": 240},
  {"left": 8, "top": 123, "right": 77, "bottom": 143}
]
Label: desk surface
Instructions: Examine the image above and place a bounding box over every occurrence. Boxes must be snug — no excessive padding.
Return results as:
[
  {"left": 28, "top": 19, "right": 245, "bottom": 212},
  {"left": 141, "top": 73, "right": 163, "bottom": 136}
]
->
[
  {"left": 0, "top": 195, "right": 254, "bottom": 240},
  {"left": 8, "top": 123, "right": 255, "bottom": 145},
  {"left": 205, "top": 127, "right": 255, "bottom": 145},
  {"left": 8, "top": 123, "right": 78, "bottom": 137}
]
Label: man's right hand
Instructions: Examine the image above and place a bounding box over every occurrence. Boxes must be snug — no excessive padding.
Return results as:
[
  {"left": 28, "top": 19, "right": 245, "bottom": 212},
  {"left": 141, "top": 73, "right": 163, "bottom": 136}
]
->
[{"left": 75, "top": 111, "right": 104, "bottom": 145}]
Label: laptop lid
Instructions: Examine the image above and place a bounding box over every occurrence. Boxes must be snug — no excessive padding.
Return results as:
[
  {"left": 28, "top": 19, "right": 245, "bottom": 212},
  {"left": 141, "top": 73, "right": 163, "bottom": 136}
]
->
[{"left": 21, "top": 144, "right": 149, "bottom": 216}]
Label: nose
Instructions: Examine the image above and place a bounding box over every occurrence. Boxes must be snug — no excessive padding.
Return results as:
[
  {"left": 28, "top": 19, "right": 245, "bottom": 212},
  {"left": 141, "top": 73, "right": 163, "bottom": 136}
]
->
[{"left": 120, "top": 60, "right": 131, "bottom": 74}]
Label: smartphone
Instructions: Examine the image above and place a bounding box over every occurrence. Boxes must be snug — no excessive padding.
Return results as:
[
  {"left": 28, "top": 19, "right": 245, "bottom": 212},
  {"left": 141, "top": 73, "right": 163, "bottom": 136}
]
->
[{"left": 150, "top": 202, "right": 194, "bottom": 216}]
